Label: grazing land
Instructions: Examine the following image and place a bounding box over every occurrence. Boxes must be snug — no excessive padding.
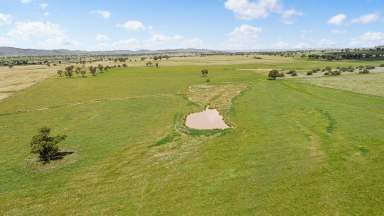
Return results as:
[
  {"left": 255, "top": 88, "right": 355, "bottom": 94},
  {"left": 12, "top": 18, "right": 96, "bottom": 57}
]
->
[{"left": 1, "top": 55, "right": 384, "bottom": 215}]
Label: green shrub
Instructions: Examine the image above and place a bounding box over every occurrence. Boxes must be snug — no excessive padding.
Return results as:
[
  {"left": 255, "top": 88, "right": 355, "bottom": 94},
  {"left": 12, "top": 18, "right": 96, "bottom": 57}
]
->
[{"left": 268, "top": 70, "right": 280, "bottom": 80}]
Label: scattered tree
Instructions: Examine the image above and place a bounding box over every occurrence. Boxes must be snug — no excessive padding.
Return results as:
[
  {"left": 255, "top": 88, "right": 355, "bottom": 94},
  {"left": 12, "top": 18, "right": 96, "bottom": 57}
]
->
[
  {"left": 97, "top": 64, "right": 104, "bottom": 73},
  {"left": 57, "top": 70, "right": 64, "bottom": 77},
  {"left": 64, "top": 65, "right": 74, "bottom": 78},
  {"left": 359, "top": 69, "right": 370, "bottom": 74},
  {"left": 89, "top": 66, "right": 97, "bottom": 76}
]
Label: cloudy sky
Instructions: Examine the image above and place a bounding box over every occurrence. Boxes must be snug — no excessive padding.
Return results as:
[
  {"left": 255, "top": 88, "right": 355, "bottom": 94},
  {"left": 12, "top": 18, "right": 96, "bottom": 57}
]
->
[{"left": 0, "top": 0, "right": 384, "bottom": 51}]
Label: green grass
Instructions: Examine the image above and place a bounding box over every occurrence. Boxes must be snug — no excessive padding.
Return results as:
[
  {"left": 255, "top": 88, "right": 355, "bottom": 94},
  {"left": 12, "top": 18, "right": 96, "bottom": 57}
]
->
[{"left": 1, "top": 58, "right": 384, "bottom": 215}]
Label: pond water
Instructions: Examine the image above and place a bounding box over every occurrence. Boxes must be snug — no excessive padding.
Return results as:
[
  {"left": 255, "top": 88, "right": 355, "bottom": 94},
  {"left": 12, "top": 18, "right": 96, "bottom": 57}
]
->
[{"left": 185, "top": 108, "right": 230, "bottom": 130}]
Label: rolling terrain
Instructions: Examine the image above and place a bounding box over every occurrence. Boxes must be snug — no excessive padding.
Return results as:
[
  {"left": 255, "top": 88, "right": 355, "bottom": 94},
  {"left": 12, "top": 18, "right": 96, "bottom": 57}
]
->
[{"left": 1, "top": 56, "right": 384, "bottom": 215}]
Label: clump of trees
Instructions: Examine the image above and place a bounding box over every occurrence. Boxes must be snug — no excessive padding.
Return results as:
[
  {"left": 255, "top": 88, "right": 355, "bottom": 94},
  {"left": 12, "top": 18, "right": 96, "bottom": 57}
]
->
[
  {"left": 30, "top": 127, "right": 67, "bottom": 162},
  {"left": 268, "top": 69, "right": 284, "bottom": 80},
  {"left": 57, "top": 64, "right": 115, "bottom": 78}
]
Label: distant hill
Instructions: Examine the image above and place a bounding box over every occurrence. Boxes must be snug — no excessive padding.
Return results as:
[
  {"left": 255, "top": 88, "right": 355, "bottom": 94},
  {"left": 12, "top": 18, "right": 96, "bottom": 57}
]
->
[{"left": 0, "top": 47, "right": 220, "bottom": 57}]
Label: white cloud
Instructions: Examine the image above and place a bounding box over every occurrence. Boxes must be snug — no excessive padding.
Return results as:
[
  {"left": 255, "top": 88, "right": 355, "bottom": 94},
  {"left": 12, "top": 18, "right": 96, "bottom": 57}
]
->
[
  {"left": 351, "top": 32, "right": 384, "bottom": 47},
  {"left": 8, "top": 21, "right": 65, "bottom": 40},
  {"left": 116, "top": 20, "right": 146, "bottom": 31},
  {"left": 90, "top": 10, "right": 111, "bottom": 19},
  {"left": 96, "top": 34, "right": 109, "bottom": 42},
  {"left": 352, "top": 13, "right": 379, "bottom": 24},
  {"left": 328, "top": 14, "right": 347, "bottom": 25},
  {"left": 40, "top": 3, "right": 48, "bottom": 10},
  {"left": 7, "top": 21, "right": 78, "bottom": 49},
  {"left": 331, "top": 29, "right": 347, "bottom": 34},
  {"left": 0, "top": 13, "right": 12, "bottom": 26},
  {"left": 224, "top": 24, "right": 262, "bottom": 50},
  {"left": 280, "top": 9, "right": 302, "bottom": 24},
  {"left": 225, "top": 0, "right": 281, "bottom": 19},
  {"left": 98, "top": 33, "right": 203, "bottom": 51},
  {"left": 224, "top": 0, "right": 301, "bottom": 23},
  {"left": 20, "top": 0, "right": 32, "bottom": 4},
  {"left": 43, "top": 12, "right": 49, "bottom": 16}
]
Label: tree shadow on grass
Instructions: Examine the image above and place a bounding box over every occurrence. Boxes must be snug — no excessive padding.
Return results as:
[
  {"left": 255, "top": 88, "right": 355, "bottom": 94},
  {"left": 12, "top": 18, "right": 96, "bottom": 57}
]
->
[{"left": 41, "top": 151, "right": 75, "bottom": 164}]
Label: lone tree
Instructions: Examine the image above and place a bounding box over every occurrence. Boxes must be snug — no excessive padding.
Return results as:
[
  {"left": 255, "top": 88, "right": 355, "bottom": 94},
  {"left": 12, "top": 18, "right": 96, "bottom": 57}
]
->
[
  {"left": 30, "top": 127, "right": 67, "bottom": 162},
  {"left": 201, "top": 69, "right": 209, "bottom": 77}
]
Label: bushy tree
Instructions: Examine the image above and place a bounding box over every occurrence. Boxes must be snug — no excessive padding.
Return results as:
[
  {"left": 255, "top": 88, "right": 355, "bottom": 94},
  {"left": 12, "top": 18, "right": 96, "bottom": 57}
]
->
[
  {"left": 97, "top": 64, "right": 104, "bottom": 73},
  {"left": 201, "top": 69, "right": 209, "bottom": 77},
  {"left": 268, "top": 69, "right": 281, "bottom": 80},
  {"left": 64, "top": 65, "right": 74, "bottom": 78},
  {"left": 30, "top": 127, "right": 67, "bottom": 162}
]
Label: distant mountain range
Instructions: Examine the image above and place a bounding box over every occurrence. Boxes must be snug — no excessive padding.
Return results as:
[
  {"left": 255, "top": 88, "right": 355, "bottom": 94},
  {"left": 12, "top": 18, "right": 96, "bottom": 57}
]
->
[{"left": 0, "top": 47, "right": 221, "bottom": 57}]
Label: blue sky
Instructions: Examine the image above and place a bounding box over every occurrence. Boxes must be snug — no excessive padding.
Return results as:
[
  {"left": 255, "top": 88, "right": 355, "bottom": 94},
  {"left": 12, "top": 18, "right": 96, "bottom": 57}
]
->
[{"left": 0, "top": 0, "right": 384, "bottom": 50}]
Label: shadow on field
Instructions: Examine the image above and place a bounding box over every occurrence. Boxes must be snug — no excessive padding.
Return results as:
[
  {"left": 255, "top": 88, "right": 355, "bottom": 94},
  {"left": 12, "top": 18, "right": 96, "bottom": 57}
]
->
[{"left": 48, "top": 151, "right": 75, "bottom": 162}]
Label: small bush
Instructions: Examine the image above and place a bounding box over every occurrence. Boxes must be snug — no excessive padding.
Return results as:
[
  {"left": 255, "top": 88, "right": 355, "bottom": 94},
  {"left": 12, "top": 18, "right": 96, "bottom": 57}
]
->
[
  {"left": 307, "top": 71, "right": 313, "bottom": 76},
  {"left": 324, "top": 66, "right": 332, "bottom": 71},
  {"left": 380, "top": 64, "right": 384, "bottom": 67},
  {"left": 359, "top": 69, "right": 370, "bottom": 74}
]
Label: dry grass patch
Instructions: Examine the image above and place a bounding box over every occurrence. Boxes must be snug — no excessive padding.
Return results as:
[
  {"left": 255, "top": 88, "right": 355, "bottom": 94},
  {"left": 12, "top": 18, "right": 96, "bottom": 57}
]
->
[
  {"left": 303, "top": 73, "right": 384, "bottom": 97},
  {"left": 187, "top": 83, "right": 248, "bottom": 113},
  {"left": 0, "top": 65, "right": 56, "bottom": 101}
]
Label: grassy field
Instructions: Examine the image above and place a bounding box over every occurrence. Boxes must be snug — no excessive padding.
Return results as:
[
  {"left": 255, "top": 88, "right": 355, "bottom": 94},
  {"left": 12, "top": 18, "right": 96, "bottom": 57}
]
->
[{"left": 1, "top": 56, "right": 384, "bottom": 215}]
